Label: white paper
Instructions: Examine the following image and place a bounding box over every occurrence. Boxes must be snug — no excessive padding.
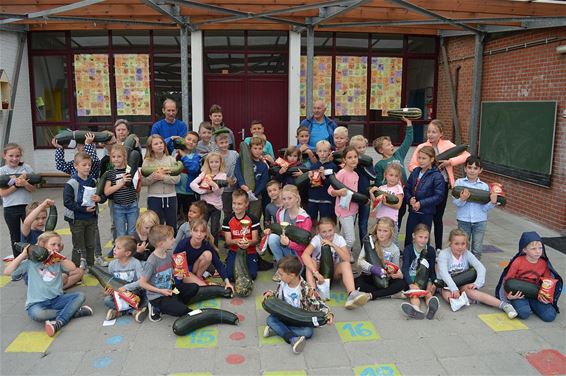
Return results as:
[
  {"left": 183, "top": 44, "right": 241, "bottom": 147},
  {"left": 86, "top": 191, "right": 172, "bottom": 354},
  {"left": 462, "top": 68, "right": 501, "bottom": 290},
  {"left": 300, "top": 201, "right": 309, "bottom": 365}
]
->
[
  {"left": 449, "top": 291, "right": 470, "bottom": 312},
  {"left": 82, "top": 186, "right": 96, "bottom": 207},
  {"left": 103, "top": 319, "right": 116, "bottom": 326},
  {"left": 339, "top": 190, "right": 353, "bottom": 209},
  {"left": 317, "top": 279, "right": 331, "bottom": 301}
]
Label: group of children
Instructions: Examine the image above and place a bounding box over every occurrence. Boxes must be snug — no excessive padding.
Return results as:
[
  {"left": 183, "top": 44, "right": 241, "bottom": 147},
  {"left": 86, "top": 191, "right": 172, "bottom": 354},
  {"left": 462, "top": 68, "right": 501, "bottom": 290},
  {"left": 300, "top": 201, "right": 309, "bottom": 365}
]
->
[{"left": 1, "top": 105, "right": 562, "bottom": 352}]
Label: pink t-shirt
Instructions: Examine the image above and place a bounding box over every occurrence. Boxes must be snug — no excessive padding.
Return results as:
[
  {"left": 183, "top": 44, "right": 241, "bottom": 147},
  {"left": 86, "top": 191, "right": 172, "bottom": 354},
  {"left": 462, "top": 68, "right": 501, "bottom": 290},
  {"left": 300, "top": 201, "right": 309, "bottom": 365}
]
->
[
  {"left": 375, "top": 183, "right": 403, "bottom": 223},
  {"left": 328, "top": 169, "right": 359, "bottom": 217}
]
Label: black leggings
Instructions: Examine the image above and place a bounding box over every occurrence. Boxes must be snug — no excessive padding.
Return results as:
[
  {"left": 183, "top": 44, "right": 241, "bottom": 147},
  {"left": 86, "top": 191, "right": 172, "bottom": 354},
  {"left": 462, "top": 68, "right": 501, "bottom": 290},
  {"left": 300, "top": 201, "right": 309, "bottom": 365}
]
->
[
  {"left": 355, "top": 274, "right": 407, "bottom": 299},
  {"left": 3, "top": 204, "right": 27, "bottom": 257},
  {"left": 150, "top": 282, "right": 199, "bottom": 317},
  {"left": 432, "top": 183, "right": 449, "bottom": 250}
]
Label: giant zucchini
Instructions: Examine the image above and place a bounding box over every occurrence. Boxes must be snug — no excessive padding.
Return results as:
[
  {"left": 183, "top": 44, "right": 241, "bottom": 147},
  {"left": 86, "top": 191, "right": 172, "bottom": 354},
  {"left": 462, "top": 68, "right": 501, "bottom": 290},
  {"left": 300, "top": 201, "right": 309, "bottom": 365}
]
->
[
  {"left": 436, "top": 144, "right": 468, "bottom": 161},
  {"left": 332, "top": 151, "right": 373, "bottom": 168},
  {"left": 54, "top": 130, "right": 112, "bottom": 146},
  {"left": 370, "top": 189, "right": 400, "bottom": 205},
  {"left": 127, "top": 150, "right": 141, "bottom": 172},
  {"left": 234, "top": 248, "right": 253, "bottom": 297},
  {"left": 0, "top": 174, "right": 43, "bottom": 188},
  {"left": 327, "top": 174, "right": 369, "bottom": 205},
  {"left": 95, "top": 171, "right": 108, "bottom": 204},
  {"left": 270, "top": 166, "right": 310, "bottom": 175},
  {"left": 413, "top": 251, "right": 430, "bottom": 289},
  {"left": 387, "top": 107, "right": 422, "bottom": 120},
  {"left": 434, "top": 268, "right": 476, "bottom": 288},
  {"left": 15, "top": 243, "right": 49, "bottom": 263},
  {"left": 319, "top": 245, "right": 334, "bottom": 279},
  {"left": 451, "top": 186, "right": 506, "bottom": 206},
  {"left": 172, "top": 308, "right": 239, "bottom": 336},
  {"left": 269, "top": 223, "right": 312, "bottom": 245},
  {"left": 262, "top": 296, "right": 328, "bottom": 327},
  {"left": 187, "top": 285, "right": 233, "bottom": 305},
  {"left": 239, "top": 141, "right": 255, "bottom": 192},
  {"left": 89, "top": 265, "right": 129, "bottom": 290},
  {"left": 45, "top": 205, "right": 58, "bottom": 232},
  {"left": 123, "top": 134, "right": 137, "bottom": 156},
  {"left": 504, "top": 278, "right": 539, "bottom": 299},
  {"left": 294, "top": 173, "right": 310, "bottom": 187},
  {"left": 141, "top": 161, "right": 184, "bottom": 177},
  {"left": 362, "top": 236, "right": 388, "bottom": 289}
]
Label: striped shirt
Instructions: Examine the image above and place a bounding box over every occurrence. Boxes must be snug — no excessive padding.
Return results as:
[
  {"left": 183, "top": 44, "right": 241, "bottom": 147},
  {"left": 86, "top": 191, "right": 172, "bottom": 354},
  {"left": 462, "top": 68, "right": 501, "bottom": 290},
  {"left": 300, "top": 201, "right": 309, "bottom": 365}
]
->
[{"left": 107, "top": 168, "right": 137, "bottom": 205}]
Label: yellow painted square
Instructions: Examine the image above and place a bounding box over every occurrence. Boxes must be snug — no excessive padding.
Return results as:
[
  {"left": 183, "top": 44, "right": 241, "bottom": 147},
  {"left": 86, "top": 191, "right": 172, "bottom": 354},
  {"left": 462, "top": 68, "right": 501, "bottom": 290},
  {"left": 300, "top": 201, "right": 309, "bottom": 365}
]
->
[
  {"left": 256, "top": 295, "right": 265, "bottom": 310},
  {"left": 327, "top": 291, "right": 348, "bottom": 307},
  {"left": 258, "top": 326, "right": 285, "bottom": 345},
  {"left": 336, "top": 321, "right": 380, "bottom": 342},
  {"left": 264, "top": 371, "right": 306, "bottom": 376},
  {"left": 479, "top": 313, "right": 528, "bottom": 332},
  {"left": 104, "top": 240, "right": 114, "bottom": 249},
  {"left": 5, "top": 331, "right": 56, "bottom": 352},
  {"left": 176, "top": 327, "right": 218, "bottom": 349},
  {"left": 354, "top": 363, "right": 401, "bottom": 376},
  {"left": 140, "top": 207, "right": 147, "bottom": 213},
  {"left": 55, "top": 227, "right": 71, "bottom": 236},
  {"left": 81, "top": 274, "right": 100, "bottom": 287},
  {"left": 0, "top": 275, "right": 11, "bottom": 287}
]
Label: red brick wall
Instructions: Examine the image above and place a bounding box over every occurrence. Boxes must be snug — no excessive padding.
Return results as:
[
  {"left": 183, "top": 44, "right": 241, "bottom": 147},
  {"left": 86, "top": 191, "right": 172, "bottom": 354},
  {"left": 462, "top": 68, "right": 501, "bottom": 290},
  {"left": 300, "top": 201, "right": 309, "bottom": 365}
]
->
[{"left": 437, "top": 27, "right": 566, "bottom": 233}]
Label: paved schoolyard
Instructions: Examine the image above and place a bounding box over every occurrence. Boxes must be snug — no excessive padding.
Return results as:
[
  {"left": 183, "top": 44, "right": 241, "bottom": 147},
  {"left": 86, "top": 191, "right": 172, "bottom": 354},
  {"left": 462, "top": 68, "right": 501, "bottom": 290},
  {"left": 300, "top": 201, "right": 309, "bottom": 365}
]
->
[{"left": 1, "top": 185, "right": 565, "bottom": 376}]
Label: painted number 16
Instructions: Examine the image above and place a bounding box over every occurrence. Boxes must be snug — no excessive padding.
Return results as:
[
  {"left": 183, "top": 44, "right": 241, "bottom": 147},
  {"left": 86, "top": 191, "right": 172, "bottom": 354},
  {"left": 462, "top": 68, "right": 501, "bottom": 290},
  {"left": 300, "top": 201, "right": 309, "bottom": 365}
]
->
[{"left": 342, "top": 322, "right": 372, "bottom": 337}]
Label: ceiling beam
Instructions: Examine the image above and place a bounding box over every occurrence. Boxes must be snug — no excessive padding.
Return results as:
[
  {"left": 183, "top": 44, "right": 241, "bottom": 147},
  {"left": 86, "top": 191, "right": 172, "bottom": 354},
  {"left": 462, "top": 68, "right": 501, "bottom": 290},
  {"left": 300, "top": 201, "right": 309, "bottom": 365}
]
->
[
  {"left": 0, "top": 0, "right": 105, "bottom": 25},
  {"left": 0, "top": 13, "right": 175, "bottom": 27},
  {"left": 142, "top": 0, "right": 186, "bottom": 26},
  {"left": 311, "top": 0, "right": 369, "bottom": 26}
]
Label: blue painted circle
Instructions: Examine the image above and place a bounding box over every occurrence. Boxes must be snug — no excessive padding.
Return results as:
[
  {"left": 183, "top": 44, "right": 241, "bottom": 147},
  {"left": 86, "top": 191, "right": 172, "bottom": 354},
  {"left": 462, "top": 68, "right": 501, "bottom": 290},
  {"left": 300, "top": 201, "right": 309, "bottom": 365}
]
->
[
  {"left": 106, "top": 335, "right": 123, "bottom": 345},
  {"left": 93, "top": 356, "right": 113, "bottom": 369}
]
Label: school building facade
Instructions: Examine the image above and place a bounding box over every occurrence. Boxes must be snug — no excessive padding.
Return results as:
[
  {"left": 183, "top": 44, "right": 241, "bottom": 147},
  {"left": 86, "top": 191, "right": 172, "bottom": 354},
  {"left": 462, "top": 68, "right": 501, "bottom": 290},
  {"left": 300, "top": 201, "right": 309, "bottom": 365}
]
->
[{"left": 1, "top": 1, "right": 565, "bottom": 232}]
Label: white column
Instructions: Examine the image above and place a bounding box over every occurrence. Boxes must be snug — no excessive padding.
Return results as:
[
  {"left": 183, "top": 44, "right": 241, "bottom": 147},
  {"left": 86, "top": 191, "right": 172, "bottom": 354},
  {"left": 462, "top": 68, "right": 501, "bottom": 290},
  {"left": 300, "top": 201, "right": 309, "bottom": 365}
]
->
[
  {"left": 288, "top": 30, "right": 301, "bottom": 147},
  {"left": 191, "top": 30, "right": 204, "bottom": 132}
]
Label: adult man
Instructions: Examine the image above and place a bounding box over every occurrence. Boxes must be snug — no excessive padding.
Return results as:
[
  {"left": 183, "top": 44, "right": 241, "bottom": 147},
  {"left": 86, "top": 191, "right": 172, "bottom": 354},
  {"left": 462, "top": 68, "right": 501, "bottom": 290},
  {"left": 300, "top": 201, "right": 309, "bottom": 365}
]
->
[
  {"left": 300, "top": 100, "right": 337, "bottom": 150},
  {"left": 150, "top": 99, "right": 188, "bottom": 139}
]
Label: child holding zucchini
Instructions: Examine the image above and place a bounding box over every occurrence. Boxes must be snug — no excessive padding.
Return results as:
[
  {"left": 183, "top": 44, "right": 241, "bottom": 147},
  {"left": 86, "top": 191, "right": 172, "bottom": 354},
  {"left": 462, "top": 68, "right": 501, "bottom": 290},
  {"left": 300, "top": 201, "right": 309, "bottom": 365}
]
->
[
  {"left": 142, "top": 135, "right": 181, "bottom": 231},
  {"left": 263, "top": 256, "right": 333, "bottom": 354},
  {"left": 437, "top": 229, "right": 517, "bottom": 319},
  {"left": 133, "top": 209, "right": 160, "bottom": 263},
  {"left": 274, "top": 146, "right": 305, "bottom": 186},
  {"left": 306, "top": 140, "right": 337, "bottom": 222},
  {"left": 496, "top": 231, "right": 562, "bottom": 322},
  {"left": 21, "top": 199, "right": 55, "bottom": 245},
  {"left": 452, "top": 156, "right": 497, "bottom": 260},
  {"left": 234, "top": 136, "right": 269, "bottom": 220},
  {"left": 216, "top": 133, "right": 240, "bottom": 222},
  {"left": 350, "top": 135, "right": 374, "bottom": 242},
  {"left": 174, "top": 201, "right": 208, "bottom": 250},
  {"left": 302, "top": 218, "right": 371, "bottom": 310},
  {"left": 369, "top": 163, "right": 404, "bottom": 246}
]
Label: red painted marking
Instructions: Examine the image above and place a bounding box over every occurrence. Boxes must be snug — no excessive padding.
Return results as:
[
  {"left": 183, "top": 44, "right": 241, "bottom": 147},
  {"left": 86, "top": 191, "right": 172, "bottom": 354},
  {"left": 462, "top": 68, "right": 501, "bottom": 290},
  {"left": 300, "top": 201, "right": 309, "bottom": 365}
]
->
[
  {"left": 229, "top": 332, "right": 246, "bottom": 341},
  {"left": 237, "top": 314, "right": 245, "bottom": 322},
  {"left": 230, "top": 298, "right": 244, "bottom": 306},
  {"left": 525, "top": 349, "right": 566, "bottom": 376},
  {"left": 226, "top": 354, "right": 245, "bottom": 365}
]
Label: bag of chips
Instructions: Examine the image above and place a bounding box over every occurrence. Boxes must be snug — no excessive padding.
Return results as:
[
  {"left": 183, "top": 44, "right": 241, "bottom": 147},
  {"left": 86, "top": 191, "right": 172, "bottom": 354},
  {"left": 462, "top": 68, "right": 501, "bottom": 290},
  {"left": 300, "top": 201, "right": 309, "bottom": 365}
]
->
[
  {"left": 113, "top": 290, "right": 141, "bottom": 311},
  {"left": 173, "top": 252, "right": 189, "bottom": 279},
  {"left": 43, "top": 251, "right": 66, "bottom": 266},
  {"left": 309, "top": 170, "right": 323, "bottom": 188},
  {"left": 537, "top": 277, "right": 558, "bottom": 304}
]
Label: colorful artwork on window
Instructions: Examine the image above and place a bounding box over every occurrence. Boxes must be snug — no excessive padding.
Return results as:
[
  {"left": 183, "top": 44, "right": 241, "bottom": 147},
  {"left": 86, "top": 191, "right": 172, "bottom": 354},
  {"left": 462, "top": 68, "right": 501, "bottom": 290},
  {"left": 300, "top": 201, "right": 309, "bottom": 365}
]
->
[
  {"left": 114, "top": 54, "right": 151, "bottom": 116},
  {"left": 370, "top": 57, "right": 403, "bottom": 113},
  {"left": 74, "top": 54, "right": 111, "bottom": 116},
  {"left": 334, "top": 56, "right": 367, "bottom": 116},
  {"left": 300, "top": 56, "right": 332, "bottom": 116}
]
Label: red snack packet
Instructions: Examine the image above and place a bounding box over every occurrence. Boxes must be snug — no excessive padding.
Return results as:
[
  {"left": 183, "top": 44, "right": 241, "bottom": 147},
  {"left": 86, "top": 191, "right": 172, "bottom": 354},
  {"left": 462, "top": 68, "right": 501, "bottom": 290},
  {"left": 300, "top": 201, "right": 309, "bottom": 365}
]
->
[
  {"left": 489, "top": 182, "right": 505, "bottom": 197},
  {"left": 385, "top": 261, "right": 400, "bottom": 274},
  {"left": 198, "top": 175, "right": 214, "bottom": 190},
  {"left": 538, "top": 277, "right": 557, "bottom": 303},
  {"left": 310, "top": 170, "right": 323, "bottom": 188},
  {"left": 275, "top": 157, "right": 289, "bottom": 169},
  {"left": 43, "top": 251, "right": 67, "bottom": 266},
  {"left": 402, "top": 289, "right": 428, "bottom": 298},
  {"left": 113, "top": 290, "right": 141, "bottom": 311},
  {"left": 172, "top": 252, "right": 189, "bottom": 279},
  {"left": 258, "top": 233, "right": 269, "bottom": 255}
]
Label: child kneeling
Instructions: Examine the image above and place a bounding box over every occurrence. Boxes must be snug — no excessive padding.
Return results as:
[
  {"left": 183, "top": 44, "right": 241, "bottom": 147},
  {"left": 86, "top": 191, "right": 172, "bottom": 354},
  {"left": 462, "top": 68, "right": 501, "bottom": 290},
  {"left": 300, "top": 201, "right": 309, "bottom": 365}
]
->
[
  {"left": 263, "top": 256, "right": 333, "bottom": 354},
  {"left": 4, "top": 232, "right": 93, "bottom": 336}
]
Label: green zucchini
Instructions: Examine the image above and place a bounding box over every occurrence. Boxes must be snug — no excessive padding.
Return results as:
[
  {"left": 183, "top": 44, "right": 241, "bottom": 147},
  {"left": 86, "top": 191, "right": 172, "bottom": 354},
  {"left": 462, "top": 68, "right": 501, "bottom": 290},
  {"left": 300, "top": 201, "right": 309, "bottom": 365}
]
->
[
  {"left": 54, "top": 130, "right": 112, "bottom": 146},
  {"left": 45, "top": 205, "right": 58, "bottom": 232},
  {"left": 451, "top": 186, "right": 506, "bottom": 206},
  {"left": 327, "top": 174, "right": 369, "bottom": 205},
  {"left": 95, "top": 171, "right": 108, "bottom": 204},
  {"left": 434, "top": 268, "right": 476, "bottom": 288},
  {"left": 362, "top": 236, "right": 388, "bottom": 289},
  {"left": 332, "top": 151, "right": 373, "bottom": 168},
  {"left": 234, "top": 248, "right": 254, "bottom": 297},
  {"left": 387, "top": 107, "right": 422, "bottom": 119},
  {"left": 436, "top": 144, "right": 468, "bottom": 161},
  {"left": 0, "top": 174, "right": 43, "bottom": 188},
  {"left": 269, "top": 223, "right": 312, "bottom": 245},
  {"left": 187, "top": 285, "right": 233, "bottom": 305},
  {"left": 294, "top": 173, "right": 310, "bottom": 187},
  {"left": 413, "top": 250, "right": 430, "bottom": 289},
  {"left": 123, "top": 134, "right": 137, "bottom": 156},
  {"left": 239, "top": 141, "right": 255, "bottom": 191},
  {"left": 504, "top": 278, "right": 539, "bottom": 299},
  {"left": 370, "top": 189, "right": 400, "bottom": 205},
  {"left": 172, "top": 308, "right": 239, "bottom": 336},
  {"left": 262, "top": 296, "right": 328, "bottom": 327},
  {"left": 213, "top": 127, "right": 230, "bottom": 136},
  {"left": 140, "top": 161, "right": 184, "bottom": 177},
  {"left": 319, "top": 245, "right": 334, "bottom": 279},
  {"left": 270, "top": 166, "right": 310, "bottom": 175},
  {"left": 127, "top": 150, "right": 141, "bottom": 172},
  {"left": 172, "top": 138, "right": 187, "bottom": 150},
  {"left": 15, "top": 243, "right": 49, "bottom": 263},
  {"left": 89, "top": 265, "right": 129, "bottom": 290}
]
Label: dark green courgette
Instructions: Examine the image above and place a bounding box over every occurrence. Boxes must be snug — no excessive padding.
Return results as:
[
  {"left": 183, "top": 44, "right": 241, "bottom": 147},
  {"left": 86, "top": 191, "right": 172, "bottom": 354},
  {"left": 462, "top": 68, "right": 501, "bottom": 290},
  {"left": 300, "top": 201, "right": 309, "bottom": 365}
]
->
[
  {"left": 319, "top": 245, "right": 334, "bottom": 279},
  {"left": 270, "top": 166, "right": 310, "bottom": 175},
  {"left": 327, "top": 174, "right": 369, "bottom": 205},
  {"left": 187, "top": 285, "right": 233, "bottom": 305},
  {"left": 370, "top": 189, "right": 400, "bottom": 205},
  {"left": 434, "top": 268, "right": 477, "bottom": 288},
  {"left": 140, "top": 161, "right": 184, "bottom": 177},
  {"left": 89, "top": 265, "right": 129, "bottom": 290},
  {"left": 0, "top": 174, "right": 43, "bottom": 188},
  {"left": 262, "top": 297, "right": 328, "bottom": 327},
  {"left": 436, "top": 144, "right": 468, "bottom": 161},
  {"left": 54, "top": 130, "right": 112, "bottom": 146},
  {"left": 451, "top": 186, "right": 506, "bottom": 206},
  {"left": 269, "top": 223, "right": 312, "bottom": 245},
  {"left": 45, "top": 205, "right": 58, "bottom": 232},
  {"left": 123, "top": 134, "right": 137, "bottom": 156},
  {"left": 95, "top": 171, "right": 108, "bottom": 204},
  {"left": 234, "top": 248, "right": 253, "bottom": 297},
  {"left": 294, "top": 173, "right": 310, "bottom": 187},
  {"left": 172, "top": 308, "right": 239, "bottom": 336},
  {"left": 387, "top": 107, "right": 422, "bottom": 119},
  {"left": 362, "top": 236, "right": 388, "bottom": 289},
  {"left": 127, "top": 150, "right": 141, "bottom": 172},
  {"left": 504, "top": 278, "right": 539, "bottom": 299},
  {"left": 15, "top": 243, "right": 49, "bottom": 263},
  {"left": 413, "top": 250, "right": 430, "bottom": 289},
  {"left": 239, "top": 141, "right": 255, "bottom": 192}
]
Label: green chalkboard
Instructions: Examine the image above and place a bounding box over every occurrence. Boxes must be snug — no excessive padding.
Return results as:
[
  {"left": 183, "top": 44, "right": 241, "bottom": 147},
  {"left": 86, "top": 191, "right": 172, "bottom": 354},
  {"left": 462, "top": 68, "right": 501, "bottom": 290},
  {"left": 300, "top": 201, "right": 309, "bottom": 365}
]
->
[{"left": 479, "top": 101, "right": 557, "bottom": 179}]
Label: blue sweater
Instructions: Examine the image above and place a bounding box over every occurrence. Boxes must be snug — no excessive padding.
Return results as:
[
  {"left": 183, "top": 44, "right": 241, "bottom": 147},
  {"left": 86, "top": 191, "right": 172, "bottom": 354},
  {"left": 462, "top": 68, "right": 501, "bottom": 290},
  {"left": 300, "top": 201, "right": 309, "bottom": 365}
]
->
[
  {"left": 176, "top": 152, "right": 201, "bottom": 195},
  {"left": 234, "top": 157, "right": 269, "bottom": 197},
  {"left": 404, "top": 166, "right": 445, "bottom": 215},
  {"left": 402, "top": 243, "right": 437, "bottom": 286},
  {"left": 150, "top": 119, "right": 188, "bottom": 139},
  {"left": 63, "top": 174, "right": 98, "bottom": 222}
]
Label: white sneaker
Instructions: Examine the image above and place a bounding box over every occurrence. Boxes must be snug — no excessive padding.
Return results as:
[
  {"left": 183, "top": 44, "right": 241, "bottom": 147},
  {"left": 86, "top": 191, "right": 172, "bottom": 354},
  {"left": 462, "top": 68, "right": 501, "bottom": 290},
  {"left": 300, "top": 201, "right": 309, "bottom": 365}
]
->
[
  {"left": 79, "top": 258, "right": 87, "bottom": 270},
  {"left": 503, "top": 303, "right": 518, "bottom": 319},
  {"left": 345, "top": 289, "right": 371, "bottom": 309},
  {"left": 263, "top": 325, "right": 276, "bottom": 338},
  {"left": 95, "top": 256, "right": 108, "bottom": 267}
]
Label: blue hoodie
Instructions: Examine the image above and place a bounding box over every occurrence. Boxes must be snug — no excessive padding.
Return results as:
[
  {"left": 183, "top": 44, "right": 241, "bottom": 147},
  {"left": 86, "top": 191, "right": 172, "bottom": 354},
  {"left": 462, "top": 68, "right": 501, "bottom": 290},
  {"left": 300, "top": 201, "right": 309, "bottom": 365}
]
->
[{"left": 495, "top": 231, "right": 562, "bottom": 313}]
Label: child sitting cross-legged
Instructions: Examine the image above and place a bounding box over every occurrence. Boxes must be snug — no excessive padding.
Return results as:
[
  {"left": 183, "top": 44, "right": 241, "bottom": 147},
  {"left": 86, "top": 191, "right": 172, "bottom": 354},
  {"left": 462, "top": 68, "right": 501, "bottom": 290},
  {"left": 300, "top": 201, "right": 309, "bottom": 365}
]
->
[
  {"left": 263, "top": 255, "right": 334, "bottom": 354},
  {"left": 3, "top": 232, "right": 93, "bottom": 337},
  {"left": 104, "top": 236, "right": 148, "bottom": 323}
]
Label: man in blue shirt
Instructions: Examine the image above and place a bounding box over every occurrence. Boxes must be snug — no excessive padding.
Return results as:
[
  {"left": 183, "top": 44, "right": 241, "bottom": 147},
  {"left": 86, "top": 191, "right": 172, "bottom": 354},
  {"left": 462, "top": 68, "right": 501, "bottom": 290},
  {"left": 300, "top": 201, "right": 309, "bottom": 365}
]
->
[
  {"left": 150, "top": 99, "right": 188, "bottom": 139},
  {"left": 300, "top": 100, "right": 337, "bottom": 150}
]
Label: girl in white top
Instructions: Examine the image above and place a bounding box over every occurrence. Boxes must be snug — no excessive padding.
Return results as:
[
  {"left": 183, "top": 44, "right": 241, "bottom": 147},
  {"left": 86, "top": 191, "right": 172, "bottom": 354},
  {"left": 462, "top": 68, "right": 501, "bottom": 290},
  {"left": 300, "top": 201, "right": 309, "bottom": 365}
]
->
[
  {"left": 190, "top": 152, "right": 227, "bottom": 245},
  {"left": 302, "top": 218, "right": 371, "bottom": 310}
]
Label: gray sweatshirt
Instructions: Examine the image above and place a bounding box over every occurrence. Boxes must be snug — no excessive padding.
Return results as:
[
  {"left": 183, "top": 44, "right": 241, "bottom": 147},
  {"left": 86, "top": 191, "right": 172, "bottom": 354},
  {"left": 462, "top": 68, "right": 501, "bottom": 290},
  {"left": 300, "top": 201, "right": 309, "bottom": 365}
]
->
[
  {"left": 436, "top": 248, "right": 486, "bottom": 292},
  {"left": 108, "top": 257, "right": 143, "bottom": 291}
]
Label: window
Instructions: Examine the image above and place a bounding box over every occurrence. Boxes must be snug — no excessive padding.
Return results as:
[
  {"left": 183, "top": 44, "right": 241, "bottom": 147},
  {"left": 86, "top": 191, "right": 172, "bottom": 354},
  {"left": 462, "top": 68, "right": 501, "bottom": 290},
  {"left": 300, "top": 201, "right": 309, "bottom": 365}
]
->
[
  {"left": 408, "top": 36, "right": 436, "bottom": 53},
  {"left": 204, "top": 30, "right": 245, "bottom": 51},
  {"left": 371, "top": 34, "right": 403, "bottom": 54},
  {"left": 248, "top": 31, "right": 288, "bottom": 51},
  {"left": 33, "top": 56, "right": 70, "bottom": 121},
  {"left": 112, "top": 30, "right": 150, "bottom": 49},
  {"left": 31, "top": 32, "right": 66, "bottom": 50},
  {"left": 71, "top": 30, "right": 109, "bottom": 50},
  {"left": 405, "top": 59, "right": 435, "bottom": 120}
]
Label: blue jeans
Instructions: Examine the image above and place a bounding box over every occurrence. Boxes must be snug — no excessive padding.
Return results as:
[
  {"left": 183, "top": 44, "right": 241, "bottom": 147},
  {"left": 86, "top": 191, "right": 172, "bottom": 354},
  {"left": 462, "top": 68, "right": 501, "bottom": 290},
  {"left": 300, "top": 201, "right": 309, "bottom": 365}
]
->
[
  {"left": 307, "top": 201, "right": 335, "bottom": 222},
  {"left": 104, "top": 290, "right": 147, "bottom": 313},
  {"left": 268, "top": 234, "right": 297, "bottom": 263},
  {"left": 27, "top": 292, "right": 85, "bottom": 325},
  {"left": 113, "top": 202, "right": 139, "bottom": 237},
  {"left": 510, "top": 298, "right": 557, "bottom": 322},
  {"left": 225, "top": 251, "right": 258, "bottom": 281},
  {"left": 267, "top": 314, "right": 313, "bottom": 344},
  {"left": 457, "top": 220, "right": 487, "bottom": 259}
]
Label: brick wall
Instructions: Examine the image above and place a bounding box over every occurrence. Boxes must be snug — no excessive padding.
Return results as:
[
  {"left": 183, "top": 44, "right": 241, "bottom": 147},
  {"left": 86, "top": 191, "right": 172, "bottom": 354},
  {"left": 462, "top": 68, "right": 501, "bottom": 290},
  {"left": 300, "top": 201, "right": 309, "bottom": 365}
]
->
[{"left": 438, "top": 27, "right": 566, "bottom": 233}]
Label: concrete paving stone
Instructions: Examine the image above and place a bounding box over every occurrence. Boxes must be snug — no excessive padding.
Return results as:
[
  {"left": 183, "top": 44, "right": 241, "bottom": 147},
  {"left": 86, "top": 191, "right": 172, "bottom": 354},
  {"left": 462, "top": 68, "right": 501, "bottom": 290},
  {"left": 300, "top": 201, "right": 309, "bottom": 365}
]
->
[
  {"left": 303, "top": 341, "right": 353, "bottom": 369},
  {"left": 74, "top": 349, "right": 128, "bottom": 375},
  {"left": 27, "top": 350, "right": 85, "bottom": 375},
  {"left": 132, "top": 324, "right": 177, "bottom": 352},
  {"left": 122, "top": 348, "right": 173, "bottom": 376},
  {"left": 396, "top": 358, "right": 449, "bottom": 375},
  {"left": 531, "top": 326, "right": 566, "bottom": 351},
  {"left": 343, "top": 341, "right": 391, "bottom": 365},
  {"left": 168, "top": 348, "right": 217, "bottom": 374},
  {"left": 47, "top": 328, "right": 97, "bottom": 352},
  {"left": 460, "top": 332, "right": 520, "bottom": 355},
  {"left": 424, "top": 333, "right": 475, "bottom": 358},
  {"left": 502, "top": 329, "right": 556, "bottom": 353},
  {"left": 306, "top": 366, "right": 354, "bottom": 375},
  {"left": 213, "top": 346, "right": 261, "bottom": 375},
  {"left": 438, "top": 355, "right": 493, "bottom": 375},
  {"left": 259, "top": 344, "right": 307, "bottom": 372},
  {"left": 481, "top": 352, "right": 541, "bottom": 375},
  {"left": 0, "top": 352, "right": 43, "bottom": 375},
  {"left": 218, "top": 322, "right": 259, "bottom": 347}
]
